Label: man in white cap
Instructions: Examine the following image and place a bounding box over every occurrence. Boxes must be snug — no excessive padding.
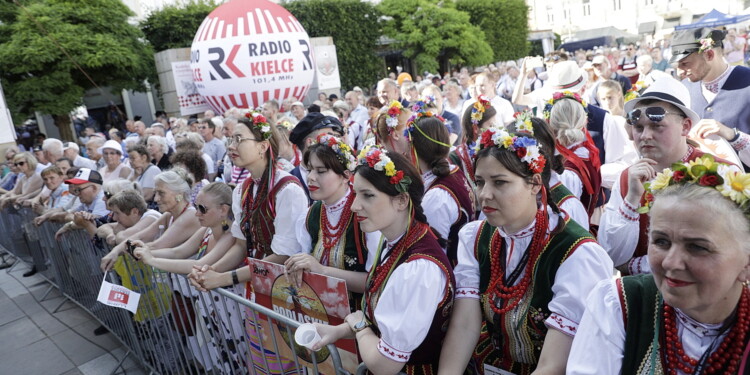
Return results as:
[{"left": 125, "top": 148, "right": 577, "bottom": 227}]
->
[
  {"left": 290, "top": 101, "right": 306, "bottom": 123},
  {"left": 514, "top": 59, "right": 635, "bottom": 189},
  {"left": 598, "top": 78, "right": 738, "bottom": 275},
  {"left": 673, "top": 28, "right": 750, "bottom": 148},
  {"left": 62, "top": 141, "right": 97, "bottom": 170}
]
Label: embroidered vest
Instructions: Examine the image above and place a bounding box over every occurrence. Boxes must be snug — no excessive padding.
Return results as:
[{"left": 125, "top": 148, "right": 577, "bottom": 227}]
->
[
  {"left": 619, "top": 275, "right": 750, "bottom": 375},
  {"left": 364, "top": 227, "right": 455, "bottom": 374},
  {"left": 550, "top": 182, "right": 576, "bottom": 209},
  {"left": 305, "top": 201, "right": 368, "bottom": 312},
  {"left": 685, "top": 66, "right": 750, "bottom": 135},
  {"left": 473, "top": 218, "right": 595, "bottom": 374},
  {"left": 240, "top": 174, "right": 301, "bottom": 259},
  {"left": 618, "top": 147, "right": 728, "bottom": 259},
  {"left": 427, "top": 168, "right": 476, "bottom": 266}
]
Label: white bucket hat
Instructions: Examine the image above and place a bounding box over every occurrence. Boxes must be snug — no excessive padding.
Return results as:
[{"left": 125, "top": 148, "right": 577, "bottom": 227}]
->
[
  {"left": 623, "top": 77, "right": 699, "bottom": 125},
  {"left": 546, "top": 61, "right": 588, "bottom": 93}
]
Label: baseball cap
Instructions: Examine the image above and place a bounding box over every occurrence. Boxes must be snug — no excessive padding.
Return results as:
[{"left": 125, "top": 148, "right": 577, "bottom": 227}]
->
[{"left": 65, "top": 168, "right": 103, "bottom": 185}]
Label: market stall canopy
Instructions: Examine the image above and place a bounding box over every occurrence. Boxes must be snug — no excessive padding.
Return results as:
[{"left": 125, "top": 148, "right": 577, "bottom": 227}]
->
[
  {"left": 559, "top": 27, "right": 638, "bottom": 51},
  {"left": 675, "top": 8, "right": 750, "bottom": 30}
]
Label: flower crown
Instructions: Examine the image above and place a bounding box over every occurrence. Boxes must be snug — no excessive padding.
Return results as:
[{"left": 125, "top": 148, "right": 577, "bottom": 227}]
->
[
  {"left": 314, "top": 134, "right": 356, "bottom": 172},
  {"left": 513, "top": 110, "right": 534, "bottom": 135},
  {"left": 640, "top": 155, "right": 750, "bottom": 214},
  {"left": 403, "top": 96, "right": 450, "bottom": 147},
  {"left": 471, "top": 95, "right": 492, "bottom": 126},
  {"left": 542, "top": 91, "right": 588, "bottom": 120},
  {"left": 477, "top": 127, "right": 546, "bottom": 174},
  {"left": 384, "top": 100, "right": 403, "bottom": 132},
  {"left": 357, "top": 145, "right": 411, "bottom": 193},
  {"left": 277, "top": 119, "right": 294, "bottom": 132},
  {"left": 244, "top": 111, "right": 272, "bottom": 140}
]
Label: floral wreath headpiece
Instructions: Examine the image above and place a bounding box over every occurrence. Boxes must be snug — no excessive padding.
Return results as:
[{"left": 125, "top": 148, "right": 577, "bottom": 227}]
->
[
  {"left": 698, "top": 37, "right": 716, "bottom": 54},
  {"left": 513, "top": 110, "right": 534, "bottom": 135},
  {"left": 404, "top": 96, "right": 451, "bottom": 148},
  {"left": 477, "top": 127, "right": 546, "bottom": 174},
  {"left": 277, "top": 119, "right": 294, "bottom": 132},
  {"left": 243, "top": 111, "right": 272, "bottom": 140},
  {"left": 471, "top": 95, "right": 492, "bottom": 126},
  {"left": 384, "top": 100, "right": 404, "bottom": 133},
  {"left": 542, "top": 91, "right": 588, "bottom": 120},
  {"left": 639, "top": 155, "right": 750, "bottom": 214},
  {"left": 357, "top": 145, "right": 411, "bottom": 193},
  {"left": 314, "top": 134, "right": 356, "bottom": 172}
]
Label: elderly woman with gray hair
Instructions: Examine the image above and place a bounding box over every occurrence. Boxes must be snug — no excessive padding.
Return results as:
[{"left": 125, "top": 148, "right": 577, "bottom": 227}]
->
[
  {"left": 0, "top": 152, "right": 43, "bottom": 209},
  {"left": 100, "top": 168, "right": 201, "bottom": 271}
]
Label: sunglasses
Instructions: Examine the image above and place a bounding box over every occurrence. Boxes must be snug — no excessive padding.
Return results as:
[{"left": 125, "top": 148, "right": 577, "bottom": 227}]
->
[
  {"left": 626, "top": 106, "right": 685, "bottom": 125},
  {"left": 545, "top": 55, "right": 562, "bottom": 63},
  {"left": 194, "top": 203, "right": 210, "bottom": 214},
  {"left": 14, "top": 161, "right": 26, "bottom": 167},
  {"left": 104, "top": 191, "right": 113, "bottom": 199}
]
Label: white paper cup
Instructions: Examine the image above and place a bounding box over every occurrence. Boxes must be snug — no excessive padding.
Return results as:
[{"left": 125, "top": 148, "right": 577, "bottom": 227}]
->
[{"left": 294, "top": 323, "right": 321, "bottom": 350}]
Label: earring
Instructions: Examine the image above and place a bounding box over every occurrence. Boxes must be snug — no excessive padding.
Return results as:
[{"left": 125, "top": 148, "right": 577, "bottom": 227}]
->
[
  {"left": 222, "top": 219, "right": 229, "bottom": 232},
  {"left": 175, "top": 195, "right": 182, "bottom": 202}
]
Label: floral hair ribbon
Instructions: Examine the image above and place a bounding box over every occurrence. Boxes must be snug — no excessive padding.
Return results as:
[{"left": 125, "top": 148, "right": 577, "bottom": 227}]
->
[
  {"left": 314, "top": 134, "right": 356, "bottom": 172},
  {"left": 477, "top": 127, "right": 546, "bottom": 174},
  {"left": 244, "top": 110, "right": 272, "bottom": 140},
  {"left": 542, "top": 91, "right": 588, "bottom": 120},
  {"left": 384, "top": 100, "right": 404, "bottom": 133},
  {"left": 471, "top": 95, "right": 492, "bottom": 126},
  {"left": 357, "top": 145, "right": 411, "bottom": 193},
  {"left": 404, "top": 96, "right": 451, "bottom": 148},
  {"left": 640, "top": 155, "right": 749, "bottom": 214},
  {"left": 513, "top": 110, "right": 534, "bottom": 135}
]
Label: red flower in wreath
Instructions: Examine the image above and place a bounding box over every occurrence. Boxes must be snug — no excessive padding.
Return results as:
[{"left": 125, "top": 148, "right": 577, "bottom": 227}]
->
[
  {"left": 516, "top": 147, "right": 527, "bottom": 159},
  {"left": 699, "top": 174, "right": 720, "bottom": 187},
  {"left": 254, "top": 114, "right": 267, "bottom": 124},
  {"left": 366, "top": 149, "right": 381, "bottom": 167},
  {"left": 644, "top": 192, "right": 654, "bottom": 206},
  {"left": 672, "top": 170, "right": 686, "bottom": 183},
  {"left": 388, "top": 106, "right": 401, "bottom": 116},
  {"left": 390, "top": 170, "right": 405, "bottom": 185},
  {"left": 480, "top": 130, "right": 495, "bottom": 148}
]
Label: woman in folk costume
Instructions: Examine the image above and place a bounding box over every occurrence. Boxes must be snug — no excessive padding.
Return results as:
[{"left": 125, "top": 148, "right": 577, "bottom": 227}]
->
[
  {"left": 189, "top": 110, "right": 308, "bottom": 374},
  {"left": 438, "top": 127, "right": 613, "bottom": 374},
  {"left": 544, "top": 91, "right": 603, "bottom": 220},
  {"left": 403, "top": 98, "right": 475, "bottom": 265},
  {"left": 568, "top": 155, "right": 750, "bottom": 374},
  {"left": 450, "top": 95, "right": 498, "bottom": 189},
  {"left": 285, "top": 134, "right": 370, "bottom": 312},
  {"left": 312, "top": 147, "right": 454, "bottom": 375},
  {"left": 512, "top": 114, "right": 590, "bottom": 231}
]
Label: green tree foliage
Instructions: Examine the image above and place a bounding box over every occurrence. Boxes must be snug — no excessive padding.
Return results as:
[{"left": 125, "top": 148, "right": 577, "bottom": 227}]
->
[
  {"left": 140, "top": 1, "right": 217, "bottom": 52},
  {"left": 378, "top": 0, "right": 493, "bottom": 74},
  {"left": 0, "top": 0, "right": 154, "bottom": 139},
  {"left": 282, "top": 0, "right": 381, "bottom": 91},
  {"left": 456, "top": 0, "right": 530, "bottom": 61}
]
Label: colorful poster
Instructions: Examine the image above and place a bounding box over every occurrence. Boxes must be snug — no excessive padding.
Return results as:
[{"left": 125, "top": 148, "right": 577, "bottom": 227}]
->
[
  {"left": 171, "top": 61, "right": 211, "bottom": 116},
  {"left": 314, "top": 44, "right": 341, "bottom": 91},
  {"left": 248, "top": 258, "right": 358, "bottom": 374}
]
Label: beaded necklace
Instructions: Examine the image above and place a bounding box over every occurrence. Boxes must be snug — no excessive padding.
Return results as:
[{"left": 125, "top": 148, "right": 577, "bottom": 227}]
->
[
  {"left": 662, "top": 287, "right": 749, "bottom": 375},
  {"left": 456, "top": 144, "right": 475, "bottom": 182},
  {"left": 318, "top": 190, "right": 355, "bottom": 266},
  {"left": 366, "top": 221, "right": 430, "bottom": 296},
  {"left": 486, "top": 209, "right": 549, "bottom": 315}
]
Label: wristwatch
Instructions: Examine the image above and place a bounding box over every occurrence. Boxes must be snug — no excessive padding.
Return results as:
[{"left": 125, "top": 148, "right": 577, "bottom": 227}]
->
[{"left": 351, "top": 319, "right": 370, "bottom": 333}]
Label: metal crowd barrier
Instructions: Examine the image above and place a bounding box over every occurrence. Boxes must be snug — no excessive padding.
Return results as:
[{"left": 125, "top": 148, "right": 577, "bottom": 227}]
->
[{"left": 0, "top": 207, "right": 352, "bottom": 375}]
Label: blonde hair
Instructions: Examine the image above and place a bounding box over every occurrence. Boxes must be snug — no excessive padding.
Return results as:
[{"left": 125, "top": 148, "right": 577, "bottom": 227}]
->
[{"left": 549, "top": 99, "right": 587, "bottom": 147}]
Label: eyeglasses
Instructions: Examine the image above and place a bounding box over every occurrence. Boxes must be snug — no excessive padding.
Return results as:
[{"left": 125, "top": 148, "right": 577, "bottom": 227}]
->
[
  {"left": 228, "top": 134, "right": 258, "bottom": 146},
  {"left": 14, "top": 161, "right": 26, "bottom": 167},
  {"left": 102, "top": 151, "right": 119, "bottom": 156},
  {"left": 104, "top": 191, "right": 113, "bottom": 199},
  {"left": 70, "top": 185, "right": 94, "bottom": 195},
  {"left": 197, "top": 126, "right": 208, "bottom": 130},
  {"left": 626, "top": 106, "right": 686, "bottom": 126}
]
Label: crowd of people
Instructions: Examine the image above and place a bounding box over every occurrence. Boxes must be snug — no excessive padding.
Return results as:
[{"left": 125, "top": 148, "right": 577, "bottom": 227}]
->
[{"left": 1, "top": 26, "right": 749, "bottom": 374}]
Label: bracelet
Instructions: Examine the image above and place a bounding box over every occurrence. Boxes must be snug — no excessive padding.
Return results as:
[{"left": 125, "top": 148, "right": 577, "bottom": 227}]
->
[
  {"left": 729, "top": 127, "right": 741, "bottom": 143},
  {"left": 231, "top": 269, "right": 239, "bottom": 285}
]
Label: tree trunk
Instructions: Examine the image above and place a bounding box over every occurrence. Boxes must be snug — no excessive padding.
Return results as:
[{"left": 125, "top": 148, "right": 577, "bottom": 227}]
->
[{"left": 52, "top": 114, "right": 74, "bottom": 142}]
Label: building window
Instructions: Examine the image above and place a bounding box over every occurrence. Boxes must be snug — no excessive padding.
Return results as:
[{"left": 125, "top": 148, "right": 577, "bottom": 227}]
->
[
  {"left": 613, "top": 0, "right": 621, "bottom": 10},
  {"left": 583, "top": 0, "right": 590, "bottom": 16}
]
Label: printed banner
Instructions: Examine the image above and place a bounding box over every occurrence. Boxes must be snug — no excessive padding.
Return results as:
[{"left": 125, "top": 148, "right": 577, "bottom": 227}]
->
[
  {"left": 248, "top": 258, "right": 358, "bottom": 374},
  {"left": 172, "top": 61, "right": 212, "bottom": 116},
  {"left": 97, "top": 278, "right": 141, "bottom": 314},
  {"left": 314, "top": 44, "right": 341, "bottom": 91}
]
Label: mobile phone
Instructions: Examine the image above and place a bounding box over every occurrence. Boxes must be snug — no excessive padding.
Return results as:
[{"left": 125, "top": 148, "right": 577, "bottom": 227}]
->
[
  {"left": 527, "top": 56, "right": 544, "bottom": 69},
  {"left": 125, "top": 240, "right": 136, "bottom": 258}
]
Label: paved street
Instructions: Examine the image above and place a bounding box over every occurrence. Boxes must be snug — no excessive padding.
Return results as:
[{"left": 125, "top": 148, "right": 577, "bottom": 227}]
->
[{"left": 0, "top": 259, "right": 147, "bottom": 375}]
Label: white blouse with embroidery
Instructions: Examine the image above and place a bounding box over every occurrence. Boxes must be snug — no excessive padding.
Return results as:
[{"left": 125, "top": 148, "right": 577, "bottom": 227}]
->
[
  {"left": 454, "top": 212, "right": 613, "bottom": 337},
  {"left": 421, "top": 169, "right": 460, "bottom": 241},
  {"left": 567, "top": 279, "right": 733, "bottom": 375}
]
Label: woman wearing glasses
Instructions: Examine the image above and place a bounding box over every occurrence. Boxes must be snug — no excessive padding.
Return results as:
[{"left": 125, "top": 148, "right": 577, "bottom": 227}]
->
[
  {"left": 97, "top": 140, "right": 131, "bottom": 183},
  {"left": 100, "top": 168, "right": 201, "bottom": 271},
  {"left": 0, "top": 152, "right": 42, "bottom": 209}
]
